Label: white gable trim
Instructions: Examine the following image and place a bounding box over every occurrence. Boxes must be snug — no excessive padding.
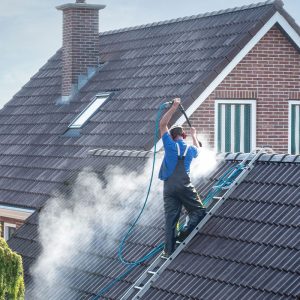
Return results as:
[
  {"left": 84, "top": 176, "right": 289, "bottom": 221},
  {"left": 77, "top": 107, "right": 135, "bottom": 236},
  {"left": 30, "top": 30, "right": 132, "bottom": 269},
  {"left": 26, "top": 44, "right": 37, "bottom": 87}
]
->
[{"left": 153, "top": 12, "right": 300, "bottom": 151}]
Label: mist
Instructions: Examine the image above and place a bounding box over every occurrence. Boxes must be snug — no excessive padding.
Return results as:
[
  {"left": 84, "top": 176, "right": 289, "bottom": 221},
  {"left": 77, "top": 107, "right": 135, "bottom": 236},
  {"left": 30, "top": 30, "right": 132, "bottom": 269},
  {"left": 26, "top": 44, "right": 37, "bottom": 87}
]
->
[
  {"left": 29, "top": 141, "right": 218, "bottom": 298},
  {"left": 29, "top": 160, "right": 163, "bottom": 299},
  {"left": 191, "top": 148, "right": 218, "bottom": 180}
]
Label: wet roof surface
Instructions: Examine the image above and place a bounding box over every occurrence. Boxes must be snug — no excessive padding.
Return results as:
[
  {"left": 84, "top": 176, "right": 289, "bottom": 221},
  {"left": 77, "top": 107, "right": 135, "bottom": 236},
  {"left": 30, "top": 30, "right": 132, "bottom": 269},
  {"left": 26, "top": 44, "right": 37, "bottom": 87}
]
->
[{"left": 8, "top": 154, "right": 300, "bottom": 299}]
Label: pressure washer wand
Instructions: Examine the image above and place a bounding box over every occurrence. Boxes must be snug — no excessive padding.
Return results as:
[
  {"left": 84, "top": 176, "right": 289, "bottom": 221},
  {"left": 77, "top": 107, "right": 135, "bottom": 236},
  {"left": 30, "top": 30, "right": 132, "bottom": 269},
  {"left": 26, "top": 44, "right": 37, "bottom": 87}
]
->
[
  {"left": 179, "top": 104, "right": 192, "bottom": 127},
  {"left": 178, "top": 104, "right": 202, "bottom": 147}
]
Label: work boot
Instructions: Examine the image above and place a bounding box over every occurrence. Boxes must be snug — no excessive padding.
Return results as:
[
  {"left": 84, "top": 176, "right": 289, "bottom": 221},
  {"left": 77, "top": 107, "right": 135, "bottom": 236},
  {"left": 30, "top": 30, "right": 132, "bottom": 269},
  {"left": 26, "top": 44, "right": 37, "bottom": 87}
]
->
[{"left": 176, "top": 229, "right": 190, "bottom": 242}]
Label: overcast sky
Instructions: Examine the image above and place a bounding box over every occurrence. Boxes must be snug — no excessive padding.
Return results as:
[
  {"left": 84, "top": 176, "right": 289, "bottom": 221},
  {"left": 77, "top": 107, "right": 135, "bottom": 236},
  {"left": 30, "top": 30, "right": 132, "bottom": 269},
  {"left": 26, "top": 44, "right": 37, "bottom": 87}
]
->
[{"left": 0, "top": 0, "right": 299, "bottom": 108}]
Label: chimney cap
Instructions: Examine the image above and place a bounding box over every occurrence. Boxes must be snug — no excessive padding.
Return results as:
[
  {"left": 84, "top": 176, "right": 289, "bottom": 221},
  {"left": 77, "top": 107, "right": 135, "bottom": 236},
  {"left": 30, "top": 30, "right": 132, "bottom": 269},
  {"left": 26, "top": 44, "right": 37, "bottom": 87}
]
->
[{"left": 57, "top": 1, "right": 105, "bottom": 11}]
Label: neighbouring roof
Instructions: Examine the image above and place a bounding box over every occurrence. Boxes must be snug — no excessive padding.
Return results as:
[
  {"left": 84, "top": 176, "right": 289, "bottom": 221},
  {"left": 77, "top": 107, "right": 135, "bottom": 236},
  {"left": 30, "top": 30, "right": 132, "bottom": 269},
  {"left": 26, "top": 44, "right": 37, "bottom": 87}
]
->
[{"left": 2, "top": 0, "right": 300, "bottom": 299}]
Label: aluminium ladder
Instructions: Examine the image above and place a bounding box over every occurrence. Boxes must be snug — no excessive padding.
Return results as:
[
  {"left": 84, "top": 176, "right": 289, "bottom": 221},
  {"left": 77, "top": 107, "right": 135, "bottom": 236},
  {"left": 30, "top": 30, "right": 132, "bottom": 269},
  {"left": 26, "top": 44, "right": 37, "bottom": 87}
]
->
[{"left": 120, "top": 149, "right": 266, "bottom": 300}]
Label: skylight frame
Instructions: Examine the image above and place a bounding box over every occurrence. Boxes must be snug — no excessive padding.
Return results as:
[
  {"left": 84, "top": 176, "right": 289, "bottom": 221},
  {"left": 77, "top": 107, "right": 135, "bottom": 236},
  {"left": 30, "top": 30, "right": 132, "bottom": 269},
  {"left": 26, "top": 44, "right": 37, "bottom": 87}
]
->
[{"left": 69, "top": 92, "right": 110, "bottom": 129}]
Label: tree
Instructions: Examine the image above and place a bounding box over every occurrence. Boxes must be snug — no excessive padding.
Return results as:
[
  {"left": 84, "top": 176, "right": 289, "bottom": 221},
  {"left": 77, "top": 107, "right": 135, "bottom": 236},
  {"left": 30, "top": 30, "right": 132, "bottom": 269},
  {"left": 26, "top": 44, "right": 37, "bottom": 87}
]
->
[{"left": 0, "top": 238, "right": 25, "bottom": 300}]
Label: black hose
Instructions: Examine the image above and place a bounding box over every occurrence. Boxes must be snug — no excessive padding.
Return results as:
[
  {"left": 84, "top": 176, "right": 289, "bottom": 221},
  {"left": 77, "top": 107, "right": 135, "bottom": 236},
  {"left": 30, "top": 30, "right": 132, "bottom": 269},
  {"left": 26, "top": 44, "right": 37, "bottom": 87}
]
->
[{"left": 179, "top": 104, "right": 202, "bottom": 147}]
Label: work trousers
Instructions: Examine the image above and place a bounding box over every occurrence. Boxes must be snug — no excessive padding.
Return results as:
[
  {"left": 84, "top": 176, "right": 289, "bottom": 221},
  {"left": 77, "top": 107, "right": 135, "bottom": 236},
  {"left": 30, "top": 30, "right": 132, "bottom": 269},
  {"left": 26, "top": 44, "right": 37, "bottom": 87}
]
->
[{"left": 163, "top": 157, "right": 206, "bottom": 255}]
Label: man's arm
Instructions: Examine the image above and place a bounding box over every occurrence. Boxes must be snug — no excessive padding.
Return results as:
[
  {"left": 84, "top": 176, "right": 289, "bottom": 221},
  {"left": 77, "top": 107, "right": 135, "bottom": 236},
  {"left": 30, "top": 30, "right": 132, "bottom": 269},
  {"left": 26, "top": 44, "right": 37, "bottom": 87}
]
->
[
  {"left": 159, "top": 98, "right": 181, "bottom": 136},
  {"left": 190, "top": 127, "right": 201, "bottom": 148}
]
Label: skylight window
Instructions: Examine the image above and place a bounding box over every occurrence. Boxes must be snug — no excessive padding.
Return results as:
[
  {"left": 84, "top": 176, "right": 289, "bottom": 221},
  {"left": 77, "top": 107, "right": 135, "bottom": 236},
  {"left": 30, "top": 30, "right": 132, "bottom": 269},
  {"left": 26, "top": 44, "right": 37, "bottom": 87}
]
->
[{"left": 69, "top": 93, "right": 110, "bottom": 129}]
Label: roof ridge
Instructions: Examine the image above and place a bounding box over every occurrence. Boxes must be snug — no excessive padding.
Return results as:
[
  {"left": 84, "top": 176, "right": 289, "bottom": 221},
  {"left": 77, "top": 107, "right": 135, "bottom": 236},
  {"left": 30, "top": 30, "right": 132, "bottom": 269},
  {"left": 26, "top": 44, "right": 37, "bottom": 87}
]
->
[
  {"left": 100, "top": 0, "right": 281, "bottom": 36},
  {"left": 88, "top": 147, "right": 157, "bottom": 158},
  {"left": 225, "top": 152, "right": 300, "bottom": 163}
]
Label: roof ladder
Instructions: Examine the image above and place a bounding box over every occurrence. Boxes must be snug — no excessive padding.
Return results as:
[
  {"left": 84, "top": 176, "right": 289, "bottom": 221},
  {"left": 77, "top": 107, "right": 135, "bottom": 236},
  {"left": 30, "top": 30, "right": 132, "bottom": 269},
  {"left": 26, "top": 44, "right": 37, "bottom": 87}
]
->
[{"left": 120, "top": 149, "right": 266, "bottom": 300}]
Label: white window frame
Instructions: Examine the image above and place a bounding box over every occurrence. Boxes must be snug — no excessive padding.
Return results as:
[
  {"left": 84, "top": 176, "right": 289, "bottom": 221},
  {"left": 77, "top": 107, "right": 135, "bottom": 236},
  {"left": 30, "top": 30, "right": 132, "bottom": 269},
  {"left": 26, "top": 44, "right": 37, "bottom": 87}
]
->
[
  {"left": 288, "top": 100, "right": 300, "bottom": 154},
  {"left": 3, "top": 222, "right": 16, "bottom": 241},
  {"left": 214, "top": 99, "right": 256, "bottom": 153},
  {"left": 69, "top": 92, "right": 110, "bottom": 129}
]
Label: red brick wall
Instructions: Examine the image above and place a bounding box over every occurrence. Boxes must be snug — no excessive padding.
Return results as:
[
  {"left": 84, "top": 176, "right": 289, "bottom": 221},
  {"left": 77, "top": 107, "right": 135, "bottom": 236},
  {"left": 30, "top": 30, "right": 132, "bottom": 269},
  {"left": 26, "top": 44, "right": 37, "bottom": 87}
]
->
[{"left": 188, "top": 26, "right": 300, "bottom": 153}]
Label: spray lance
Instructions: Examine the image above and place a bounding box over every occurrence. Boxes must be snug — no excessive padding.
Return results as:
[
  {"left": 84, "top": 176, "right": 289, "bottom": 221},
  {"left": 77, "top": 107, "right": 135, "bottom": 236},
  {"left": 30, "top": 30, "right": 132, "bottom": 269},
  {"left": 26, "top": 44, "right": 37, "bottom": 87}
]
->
[{"left": 163, "top": 100, "right": 203, "bottom": 147}]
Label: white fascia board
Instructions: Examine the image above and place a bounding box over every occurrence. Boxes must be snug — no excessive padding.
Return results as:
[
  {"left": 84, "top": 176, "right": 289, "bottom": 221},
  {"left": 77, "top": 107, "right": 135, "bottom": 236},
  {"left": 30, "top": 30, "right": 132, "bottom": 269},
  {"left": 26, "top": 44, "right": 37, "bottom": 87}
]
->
[
  {"left": 0, "top": 205, "right": 34, "bottom": 221},
  {"left": 153, "top": 12, "right": 300, "bottom": 151},
  {"left": 276, "top": 14, "right": 300, "bottom": 48}
]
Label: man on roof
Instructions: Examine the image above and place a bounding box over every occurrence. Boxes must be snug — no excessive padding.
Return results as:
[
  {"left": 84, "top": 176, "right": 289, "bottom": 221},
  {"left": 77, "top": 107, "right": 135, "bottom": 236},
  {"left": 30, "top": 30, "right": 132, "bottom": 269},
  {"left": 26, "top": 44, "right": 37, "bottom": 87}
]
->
[{"left": 159, "top": 98, "right": 206, "bottom": 257}]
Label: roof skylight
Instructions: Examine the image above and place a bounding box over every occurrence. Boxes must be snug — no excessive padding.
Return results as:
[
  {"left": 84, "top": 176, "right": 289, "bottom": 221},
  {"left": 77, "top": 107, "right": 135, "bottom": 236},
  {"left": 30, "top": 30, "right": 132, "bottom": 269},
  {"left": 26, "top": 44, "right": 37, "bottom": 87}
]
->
[{"left": 69, "top": 93, "right": 110, "bottom": 128}]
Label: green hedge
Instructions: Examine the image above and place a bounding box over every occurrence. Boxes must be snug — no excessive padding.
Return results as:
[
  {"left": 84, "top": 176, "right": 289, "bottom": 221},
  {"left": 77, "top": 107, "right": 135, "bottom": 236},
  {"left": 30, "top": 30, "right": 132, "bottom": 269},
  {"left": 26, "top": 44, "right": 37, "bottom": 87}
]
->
[{"left": 0, "top": 238, "right": 25, "bottom": 300}]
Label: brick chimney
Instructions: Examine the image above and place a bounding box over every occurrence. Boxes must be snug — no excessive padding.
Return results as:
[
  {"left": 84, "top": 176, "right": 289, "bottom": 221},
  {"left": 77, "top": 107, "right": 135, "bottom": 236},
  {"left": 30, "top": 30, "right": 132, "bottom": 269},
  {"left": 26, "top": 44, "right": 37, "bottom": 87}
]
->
[{"left": 57, "top": 0, "right": 105, "bottom": 102}]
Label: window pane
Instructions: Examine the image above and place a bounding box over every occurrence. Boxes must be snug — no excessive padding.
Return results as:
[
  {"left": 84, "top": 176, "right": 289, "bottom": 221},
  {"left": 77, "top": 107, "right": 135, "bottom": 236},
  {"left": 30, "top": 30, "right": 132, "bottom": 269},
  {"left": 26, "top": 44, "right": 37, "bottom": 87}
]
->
[
  {"left": 8, "top": 227, "right": 16, "bottom": 239},
  {"left": 70, "top": 94, "right": 109, "bottom": 128},
  {"left": 4, "top": 224, "right": 16, "bottom": 241}
]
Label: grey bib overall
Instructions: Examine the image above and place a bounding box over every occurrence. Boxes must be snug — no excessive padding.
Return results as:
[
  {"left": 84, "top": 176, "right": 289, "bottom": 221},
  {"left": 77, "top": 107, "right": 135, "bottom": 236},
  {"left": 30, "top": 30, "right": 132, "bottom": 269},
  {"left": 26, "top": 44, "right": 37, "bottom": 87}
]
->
[{"left": 163, "top": 144, "right": 206, "bottom": 254}]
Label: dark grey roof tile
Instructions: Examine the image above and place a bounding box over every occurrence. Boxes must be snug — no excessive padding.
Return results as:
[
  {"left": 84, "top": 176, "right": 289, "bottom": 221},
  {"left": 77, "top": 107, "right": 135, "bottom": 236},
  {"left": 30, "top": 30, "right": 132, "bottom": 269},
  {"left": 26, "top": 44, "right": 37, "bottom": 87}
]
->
[
  {"left": 14, "top": 223, "right": 38, "bottom": 241},
  {"left": 143, "top": 288, "right": 183, "bottom": 300},
  {"left": 8, "top": 237, "right": 41, "bottom": 258}
]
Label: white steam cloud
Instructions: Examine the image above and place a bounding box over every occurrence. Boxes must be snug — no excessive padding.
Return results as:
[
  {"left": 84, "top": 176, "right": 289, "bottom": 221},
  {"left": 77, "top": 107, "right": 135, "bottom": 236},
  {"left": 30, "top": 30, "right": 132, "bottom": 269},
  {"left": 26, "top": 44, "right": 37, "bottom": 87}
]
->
[
  {"left": 30, "top": 161, "right": 163, "bottom": 299},
  {"left": 191, "top": 148, "right": 218, "bottom": 180},
  {"left": 29, "top": 141, "right": 217, "bottom": 299}
]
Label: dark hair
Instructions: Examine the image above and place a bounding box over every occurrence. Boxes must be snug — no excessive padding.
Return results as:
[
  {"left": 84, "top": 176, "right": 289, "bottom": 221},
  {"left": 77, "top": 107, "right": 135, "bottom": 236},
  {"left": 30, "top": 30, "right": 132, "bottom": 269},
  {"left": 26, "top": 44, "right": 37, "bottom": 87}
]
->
[{"left": 170, "top": 126, "right": 184, "bottom": 139}]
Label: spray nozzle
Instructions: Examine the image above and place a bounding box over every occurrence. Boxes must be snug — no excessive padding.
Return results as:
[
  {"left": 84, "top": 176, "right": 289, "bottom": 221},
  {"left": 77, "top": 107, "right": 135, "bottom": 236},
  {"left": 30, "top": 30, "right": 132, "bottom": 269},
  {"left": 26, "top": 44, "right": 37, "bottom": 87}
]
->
[{"left": 162, "top": 100, "right": 174, "bottom": 109}]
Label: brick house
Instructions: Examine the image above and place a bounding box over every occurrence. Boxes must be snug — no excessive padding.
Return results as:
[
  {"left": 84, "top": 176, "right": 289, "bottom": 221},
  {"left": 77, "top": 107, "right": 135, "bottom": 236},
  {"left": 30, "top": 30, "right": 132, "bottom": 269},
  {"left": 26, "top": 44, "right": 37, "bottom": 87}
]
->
[
  {"left": 191, "top": 26, "right": 300, "bottom": 154},
  {"left": 1, "top": 0, "right": 300, "bottom": 298}
]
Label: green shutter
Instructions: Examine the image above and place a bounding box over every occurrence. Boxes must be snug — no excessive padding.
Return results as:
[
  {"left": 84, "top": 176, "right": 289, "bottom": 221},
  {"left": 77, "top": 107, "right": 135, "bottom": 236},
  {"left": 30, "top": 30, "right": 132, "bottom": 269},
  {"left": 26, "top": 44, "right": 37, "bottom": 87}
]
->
[
  {"left": 225, "top": 105, "right": 231, "bottom": 152},
  {"left": 291, "top": 105, "right": 295, "bottom": 154},
  {"left": 299, "top": 105, "right": 300, "bottom": 154},
  {"left": 235, "top": 105, "right": 241, "bottom": 152},
  {"left": 244, "top": 104, "right": 251, "bottom": 152},
  {"left": 218, "top": 104, "right": 222, "bottom": 152}
]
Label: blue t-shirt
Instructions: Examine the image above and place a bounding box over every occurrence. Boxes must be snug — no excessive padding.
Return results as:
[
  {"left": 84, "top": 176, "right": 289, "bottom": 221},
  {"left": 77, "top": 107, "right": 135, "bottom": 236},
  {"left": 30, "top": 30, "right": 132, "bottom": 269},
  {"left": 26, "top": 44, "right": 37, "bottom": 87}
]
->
[{"left": 159, "top": 132, "right": 200, "bottom": 181}]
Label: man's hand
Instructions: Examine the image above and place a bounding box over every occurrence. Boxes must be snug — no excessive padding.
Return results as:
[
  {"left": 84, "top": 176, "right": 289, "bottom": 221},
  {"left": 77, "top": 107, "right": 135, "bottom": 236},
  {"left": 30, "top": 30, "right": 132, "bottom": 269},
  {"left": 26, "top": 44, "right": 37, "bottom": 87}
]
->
[
  {"left": 171, "top": 98, "right": 181, "bottom": 110},
  {"left": 190, "top": 127, "right": 197, "bottom": 137},
  {"left": 160, "top": 98, "right": 181, "bottom": 136},
  {"left": 190, "top": 127, "right": 201, "bottom": 148}
]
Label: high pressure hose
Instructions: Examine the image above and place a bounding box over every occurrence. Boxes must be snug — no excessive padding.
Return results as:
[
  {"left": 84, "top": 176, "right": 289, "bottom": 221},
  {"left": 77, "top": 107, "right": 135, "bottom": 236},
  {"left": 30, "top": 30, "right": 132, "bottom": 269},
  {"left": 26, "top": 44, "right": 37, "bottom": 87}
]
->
[
  {"left": 117, "top": 103, "right": 167, "bottom": 265},
  {"left": 92, "top": 102, "right": 167, "bottom": 299}
]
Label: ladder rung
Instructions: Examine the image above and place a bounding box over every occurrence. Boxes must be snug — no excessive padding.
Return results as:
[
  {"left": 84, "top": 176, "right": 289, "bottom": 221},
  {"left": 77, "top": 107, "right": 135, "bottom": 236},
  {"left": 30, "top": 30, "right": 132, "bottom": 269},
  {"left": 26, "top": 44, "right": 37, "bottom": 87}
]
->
[
  {"left": 147, "top": 271, "right": 156, "bottom": 275},
  {"left": 134, "top": 286, "right": 143, "bottom": 290}
]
